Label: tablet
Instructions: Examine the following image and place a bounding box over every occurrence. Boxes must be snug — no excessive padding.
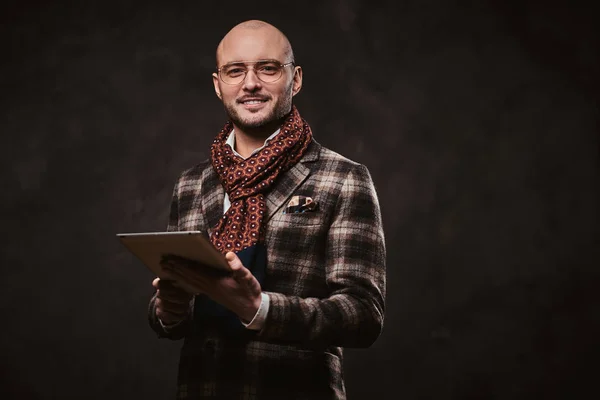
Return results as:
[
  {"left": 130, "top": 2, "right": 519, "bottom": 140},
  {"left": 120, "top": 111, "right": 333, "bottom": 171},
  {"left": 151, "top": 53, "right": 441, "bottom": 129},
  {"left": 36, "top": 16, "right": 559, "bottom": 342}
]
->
[{"left": 117, "top": 231, "right": 231, "bottom": 278}]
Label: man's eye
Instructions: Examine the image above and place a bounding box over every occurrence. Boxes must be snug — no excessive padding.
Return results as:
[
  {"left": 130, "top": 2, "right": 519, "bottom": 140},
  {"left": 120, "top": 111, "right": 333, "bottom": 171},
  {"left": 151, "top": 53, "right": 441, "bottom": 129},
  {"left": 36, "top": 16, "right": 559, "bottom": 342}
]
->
[
  {"left": 258, "top": 65, "right": 279, "bottom": 75},
  {"left": 226, "top": 68, "right": 245, "bottom": 76}
]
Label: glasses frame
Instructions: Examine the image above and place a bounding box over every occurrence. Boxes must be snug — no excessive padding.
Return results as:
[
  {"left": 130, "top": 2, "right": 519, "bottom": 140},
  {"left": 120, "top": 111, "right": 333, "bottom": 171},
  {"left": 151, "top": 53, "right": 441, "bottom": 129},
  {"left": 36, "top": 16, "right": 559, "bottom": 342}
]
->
[{"left": 216, "top": 59, "right": 295, "bottom": 85}]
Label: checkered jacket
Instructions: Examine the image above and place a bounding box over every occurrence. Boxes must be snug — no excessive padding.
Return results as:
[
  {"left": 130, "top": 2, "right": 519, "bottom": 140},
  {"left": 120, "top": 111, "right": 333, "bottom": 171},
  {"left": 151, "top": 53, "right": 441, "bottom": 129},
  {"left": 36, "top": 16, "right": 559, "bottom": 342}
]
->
[{"left": 148, "top": 139, "right": 386, "bottom": 399}]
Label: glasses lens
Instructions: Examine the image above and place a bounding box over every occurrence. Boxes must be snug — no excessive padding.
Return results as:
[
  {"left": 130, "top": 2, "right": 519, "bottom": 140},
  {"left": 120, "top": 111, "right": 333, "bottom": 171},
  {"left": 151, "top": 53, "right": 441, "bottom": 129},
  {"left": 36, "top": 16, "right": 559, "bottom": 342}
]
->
[
  {"left": 219, "top": 62, "right": 285, "bottom": 84},
  {"left": 221, "top": 64, "right": 246, "bottom": 85},
  {"left": 256, "top": 62, "right": 282, "bottom": 83}
]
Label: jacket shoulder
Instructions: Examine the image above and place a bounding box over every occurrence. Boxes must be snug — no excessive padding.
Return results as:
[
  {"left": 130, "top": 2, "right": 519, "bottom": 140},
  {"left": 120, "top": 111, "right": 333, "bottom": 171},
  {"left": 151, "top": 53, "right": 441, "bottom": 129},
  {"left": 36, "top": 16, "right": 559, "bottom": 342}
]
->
[
  {"left": 310, "top": 141, "right": 367, "bottom": 178},
  {"left": 175, "top": 159, "right": 212, "bottom": 187},
  {"left": 318, "top": 145, "right": 361, "bottom": 167}
]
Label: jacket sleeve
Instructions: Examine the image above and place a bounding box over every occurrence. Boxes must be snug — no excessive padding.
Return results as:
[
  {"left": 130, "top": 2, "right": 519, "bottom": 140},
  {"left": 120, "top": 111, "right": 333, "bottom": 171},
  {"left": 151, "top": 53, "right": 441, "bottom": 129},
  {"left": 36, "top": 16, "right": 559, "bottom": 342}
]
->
[
  {"left": 258, "top": 164, "right": 386, "bottom": 349},
  {"left": 147, "top": 177, "right": 193, "bottom": 340}
]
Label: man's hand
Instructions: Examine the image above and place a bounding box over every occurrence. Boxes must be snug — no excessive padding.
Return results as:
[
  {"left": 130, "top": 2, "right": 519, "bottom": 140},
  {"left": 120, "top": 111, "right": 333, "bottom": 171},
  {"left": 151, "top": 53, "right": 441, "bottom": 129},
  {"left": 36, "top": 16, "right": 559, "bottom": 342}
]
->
[
  {"left": 152, "top": 278, "right": 193, "bottom": 325},
  {"left": 162, "top": 252, "right": 262, "bottom": 323}
]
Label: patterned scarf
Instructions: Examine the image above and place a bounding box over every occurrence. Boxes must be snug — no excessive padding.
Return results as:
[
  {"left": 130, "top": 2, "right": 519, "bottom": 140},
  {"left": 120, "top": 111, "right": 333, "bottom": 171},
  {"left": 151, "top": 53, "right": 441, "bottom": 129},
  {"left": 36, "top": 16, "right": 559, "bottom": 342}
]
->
[
  {"left": 194, "top": 105, "right": 312, "bottom": 335},
  {"left": 210, "top": 105, "right": 312, "bottom": 254}
]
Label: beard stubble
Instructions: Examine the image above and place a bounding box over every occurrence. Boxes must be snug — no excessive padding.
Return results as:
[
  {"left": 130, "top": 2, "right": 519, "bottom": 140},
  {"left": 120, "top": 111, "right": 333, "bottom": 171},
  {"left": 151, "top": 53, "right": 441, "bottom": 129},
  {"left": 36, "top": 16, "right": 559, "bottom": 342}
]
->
[{"left": 224, "top": 81, "right": 294, "bottom": 131}]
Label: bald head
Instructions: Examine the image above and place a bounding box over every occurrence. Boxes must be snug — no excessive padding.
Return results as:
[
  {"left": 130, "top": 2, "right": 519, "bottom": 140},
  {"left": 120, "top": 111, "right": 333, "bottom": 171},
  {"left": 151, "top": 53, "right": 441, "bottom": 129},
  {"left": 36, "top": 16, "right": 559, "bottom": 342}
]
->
[
  {"left": 216, "top": 20, "right": 294, "bottom": 67},
  {"left": 211, "top": 19, "right": 304, "bottom": 135}
]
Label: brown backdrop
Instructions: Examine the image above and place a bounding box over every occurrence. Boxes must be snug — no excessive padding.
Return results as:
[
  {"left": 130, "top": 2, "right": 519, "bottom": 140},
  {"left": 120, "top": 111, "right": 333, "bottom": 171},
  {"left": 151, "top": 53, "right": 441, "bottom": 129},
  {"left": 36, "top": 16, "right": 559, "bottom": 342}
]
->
[{"left": 1, "top": 0, "right": 598, "bottom": 399}]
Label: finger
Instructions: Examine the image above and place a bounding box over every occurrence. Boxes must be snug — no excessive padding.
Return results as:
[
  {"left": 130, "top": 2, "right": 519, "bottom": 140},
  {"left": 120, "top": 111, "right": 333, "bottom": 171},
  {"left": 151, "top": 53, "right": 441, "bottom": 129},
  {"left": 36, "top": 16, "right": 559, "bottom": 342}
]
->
[
  {"left": 156, "top": 307, "right": 188, "bottom": 323},
  {"left": 226, "top": 252, "right": 246, "bottom": 278},
  {"left": 168, "top": 263, "right": 217, "bottom": 286},
  {"left": 162, "top": 269, "right": 207, "bottom": 296},
  {"left": 160, "top": 269, "right": 180, "bottom": 282},
  {"left": 165, "top": 265, "right": 194, "bottom": 284},
  {"left": 155, "top": 298, "right": 190, "bottom": 316},
  {"left": 154, "top": 277, "right": 187, "bottom": 295},
  {"left": 156, "top": 278, "right": 184, "bottom": 293},
  {"left": 156, "top": 289, "right": 191, "bottom": 304},
  {"left": 225, "top": 252, "right": 255, "bottom": 284}
]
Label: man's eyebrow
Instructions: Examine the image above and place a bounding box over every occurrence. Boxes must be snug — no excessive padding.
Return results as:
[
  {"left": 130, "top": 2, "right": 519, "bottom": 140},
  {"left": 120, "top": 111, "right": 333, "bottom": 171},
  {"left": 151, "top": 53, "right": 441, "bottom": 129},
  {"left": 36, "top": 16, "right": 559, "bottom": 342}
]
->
[{"left": 223, "top": 59, "right": 280, "bottom": 66}]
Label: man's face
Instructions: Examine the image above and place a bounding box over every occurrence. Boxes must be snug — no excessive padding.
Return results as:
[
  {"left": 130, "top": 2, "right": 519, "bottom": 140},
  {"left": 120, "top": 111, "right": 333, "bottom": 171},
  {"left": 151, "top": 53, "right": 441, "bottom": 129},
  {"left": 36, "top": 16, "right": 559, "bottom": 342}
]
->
[{"left": 213, "top": 28, "right": 302, "bottom": 131}]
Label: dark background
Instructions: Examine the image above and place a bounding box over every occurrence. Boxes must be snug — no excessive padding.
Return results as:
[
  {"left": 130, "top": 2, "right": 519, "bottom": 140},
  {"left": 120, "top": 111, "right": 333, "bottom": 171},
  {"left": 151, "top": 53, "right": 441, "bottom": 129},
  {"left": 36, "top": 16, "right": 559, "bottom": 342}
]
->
[{"left": 1, "top": 0, "right": 598, "bottom": 399}]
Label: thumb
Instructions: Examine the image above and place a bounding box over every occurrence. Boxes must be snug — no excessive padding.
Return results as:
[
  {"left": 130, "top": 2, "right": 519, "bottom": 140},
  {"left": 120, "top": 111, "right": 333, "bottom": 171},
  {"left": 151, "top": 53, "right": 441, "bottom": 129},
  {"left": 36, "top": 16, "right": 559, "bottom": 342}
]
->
[{"left": 225, "top": 252, "right": 245, "bottom": 277}]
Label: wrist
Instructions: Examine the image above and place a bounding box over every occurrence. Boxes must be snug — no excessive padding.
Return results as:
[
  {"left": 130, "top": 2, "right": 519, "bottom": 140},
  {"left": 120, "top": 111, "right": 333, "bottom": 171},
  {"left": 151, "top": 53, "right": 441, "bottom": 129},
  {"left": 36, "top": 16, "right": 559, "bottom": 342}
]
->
[
  {"left": 158, "top": 315, "right": 183, "bottom": 329},
  {"left": 241, "top": 292, "right": 270, "bottom": 331},
  {"left": 239, "top": 293, "right": 262, "bottom": 323}
]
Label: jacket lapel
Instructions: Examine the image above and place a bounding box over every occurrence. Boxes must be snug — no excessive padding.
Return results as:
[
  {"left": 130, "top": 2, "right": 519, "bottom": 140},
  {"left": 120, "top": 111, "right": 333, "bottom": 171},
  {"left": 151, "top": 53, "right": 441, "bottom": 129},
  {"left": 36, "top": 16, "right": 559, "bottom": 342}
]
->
[
  {"left": 264, "top": 140, "right": 321, "bottom": 222},
  {"left": 201, "top": 164, "right": 225, "bottom": 235},
  {"left": 200, "top": 140, "right": 321, "bottom": 228}
]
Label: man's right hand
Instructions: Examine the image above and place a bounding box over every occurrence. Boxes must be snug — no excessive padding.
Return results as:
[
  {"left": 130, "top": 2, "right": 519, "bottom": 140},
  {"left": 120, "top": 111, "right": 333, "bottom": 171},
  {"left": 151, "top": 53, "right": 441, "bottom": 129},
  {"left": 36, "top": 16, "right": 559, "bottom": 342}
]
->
[{"left": 152, "top": 277, "right": 193, "bottom": 326}]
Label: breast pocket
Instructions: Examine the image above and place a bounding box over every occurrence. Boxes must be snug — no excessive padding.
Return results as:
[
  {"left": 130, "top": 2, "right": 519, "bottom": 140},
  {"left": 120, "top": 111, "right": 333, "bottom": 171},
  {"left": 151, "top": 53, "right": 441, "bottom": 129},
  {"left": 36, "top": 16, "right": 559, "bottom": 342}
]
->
[
  {"left": 275, "top": 211, "right": 326, "bottom": 227},
  {"left": 265, "top": 211, "right": 329, "bottom": 266}
]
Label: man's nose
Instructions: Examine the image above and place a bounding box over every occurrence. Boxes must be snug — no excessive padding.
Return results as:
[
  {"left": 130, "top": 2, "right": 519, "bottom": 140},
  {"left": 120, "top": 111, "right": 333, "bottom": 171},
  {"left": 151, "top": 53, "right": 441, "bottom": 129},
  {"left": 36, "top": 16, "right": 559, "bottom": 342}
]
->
[{"left": 242, "top": 69, "right": 262, "bottom": 91}]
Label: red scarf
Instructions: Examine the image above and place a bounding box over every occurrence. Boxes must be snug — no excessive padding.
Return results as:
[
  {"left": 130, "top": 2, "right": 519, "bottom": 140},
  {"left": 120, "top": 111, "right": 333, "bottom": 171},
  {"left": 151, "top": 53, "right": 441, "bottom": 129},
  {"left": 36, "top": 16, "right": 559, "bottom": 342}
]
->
[{"left": 210, "top": 105, "right": 313, "bottom": 254}]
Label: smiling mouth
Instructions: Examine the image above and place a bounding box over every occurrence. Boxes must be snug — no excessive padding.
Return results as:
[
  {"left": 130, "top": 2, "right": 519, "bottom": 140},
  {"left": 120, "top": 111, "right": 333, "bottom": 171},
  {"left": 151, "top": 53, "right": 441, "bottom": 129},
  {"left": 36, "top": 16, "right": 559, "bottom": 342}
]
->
[{"left": 239, "top": 98, "right": 268, "bottom": 105}]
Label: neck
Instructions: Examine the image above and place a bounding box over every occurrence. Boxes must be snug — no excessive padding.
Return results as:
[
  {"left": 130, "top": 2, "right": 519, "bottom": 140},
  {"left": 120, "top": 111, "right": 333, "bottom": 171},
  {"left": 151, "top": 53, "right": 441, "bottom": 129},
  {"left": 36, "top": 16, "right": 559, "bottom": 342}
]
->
[{"left": 232, "top": 118, "right": 282, "bottom": 159}]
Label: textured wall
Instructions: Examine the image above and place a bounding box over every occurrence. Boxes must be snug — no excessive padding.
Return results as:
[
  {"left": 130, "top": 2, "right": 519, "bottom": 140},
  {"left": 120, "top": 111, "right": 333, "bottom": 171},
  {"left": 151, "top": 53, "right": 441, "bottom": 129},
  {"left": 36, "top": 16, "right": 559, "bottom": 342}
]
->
[{"left": 1, "top": 0, "right": 598, "bottom": 399}]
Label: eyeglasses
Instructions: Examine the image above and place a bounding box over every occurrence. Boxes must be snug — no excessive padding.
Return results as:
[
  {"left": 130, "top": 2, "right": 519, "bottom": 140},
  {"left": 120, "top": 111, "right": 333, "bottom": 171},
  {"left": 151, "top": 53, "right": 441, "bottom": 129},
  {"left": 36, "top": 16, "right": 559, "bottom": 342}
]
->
[{"left": 217, "top": 60, "right": 294, "bottom": 85}]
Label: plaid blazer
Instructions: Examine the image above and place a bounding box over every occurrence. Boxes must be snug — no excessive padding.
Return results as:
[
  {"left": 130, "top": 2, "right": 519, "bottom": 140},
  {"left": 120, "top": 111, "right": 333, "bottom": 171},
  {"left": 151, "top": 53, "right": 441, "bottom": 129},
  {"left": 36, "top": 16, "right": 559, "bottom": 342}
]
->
[{"left": 148, "top": 139, "right": 386, "bottom": 399}]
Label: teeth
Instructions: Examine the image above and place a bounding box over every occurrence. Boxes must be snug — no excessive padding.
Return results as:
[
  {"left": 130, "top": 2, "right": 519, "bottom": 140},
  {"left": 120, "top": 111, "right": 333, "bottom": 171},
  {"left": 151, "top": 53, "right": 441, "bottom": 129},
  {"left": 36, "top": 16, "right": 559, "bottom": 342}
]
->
[{"left": 244, "top": 100, "right": 263, "bottom": 104}]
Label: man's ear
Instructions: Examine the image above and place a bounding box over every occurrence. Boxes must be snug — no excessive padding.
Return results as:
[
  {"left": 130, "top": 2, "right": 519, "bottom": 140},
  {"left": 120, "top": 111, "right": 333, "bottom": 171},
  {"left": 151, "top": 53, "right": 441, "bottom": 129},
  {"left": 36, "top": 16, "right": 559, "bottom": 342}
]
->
[
  {"left": 292, "top": 66, "right": 303, "bottom": 97},
  {"left": 212, "top": 72, "right": 222, "bottom": 99}
]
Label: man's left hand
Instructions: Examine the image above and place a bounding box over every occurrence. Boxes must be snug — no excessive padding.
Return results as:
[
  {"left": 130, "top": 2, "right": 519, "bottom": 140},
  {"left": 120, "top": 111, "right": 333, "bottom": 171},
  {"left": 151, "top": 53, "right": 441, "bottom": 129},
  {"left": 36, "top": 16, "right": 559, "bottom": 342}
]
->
[{"left": 161, "top": 252, "right": 262, "bottom": 323}]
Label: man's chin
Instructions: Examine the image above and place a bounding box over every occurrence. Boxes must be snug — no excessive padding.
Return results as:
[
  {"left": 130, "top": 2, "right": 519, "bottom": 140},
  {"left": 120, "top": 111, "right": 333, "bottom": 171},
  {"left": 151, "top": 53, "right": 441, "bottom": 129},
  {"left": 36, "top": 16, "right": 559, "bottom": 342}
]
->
[
  {"left": 236, "top": 118, "right": 270, "bottom": 130},
  {"left": 233, "top": 109, "right": 272, "bottom": 129}
]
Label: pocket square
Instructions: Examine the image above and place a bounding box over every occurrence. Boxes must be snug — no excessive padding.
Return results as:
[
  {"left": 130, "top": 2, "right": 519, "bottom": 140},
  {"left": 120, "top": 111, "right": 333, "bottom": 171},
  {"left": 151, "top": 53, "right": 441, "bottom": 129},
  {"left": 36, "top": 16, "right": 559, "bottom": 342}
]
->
[{"left": 283, "top": 195, "right": 318, "bottom": 214}]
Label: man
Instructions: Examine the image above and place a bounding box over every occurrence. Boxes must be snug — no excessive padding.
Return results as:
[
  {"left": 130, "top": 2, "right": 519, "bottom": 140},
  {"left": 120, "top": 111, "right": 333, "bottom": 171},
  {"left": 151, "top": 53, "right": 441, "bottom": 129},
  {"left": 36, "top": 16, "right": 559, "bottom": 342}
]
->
[{"left": 148, "top": 20, "right": 386, "bottom": 399}]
